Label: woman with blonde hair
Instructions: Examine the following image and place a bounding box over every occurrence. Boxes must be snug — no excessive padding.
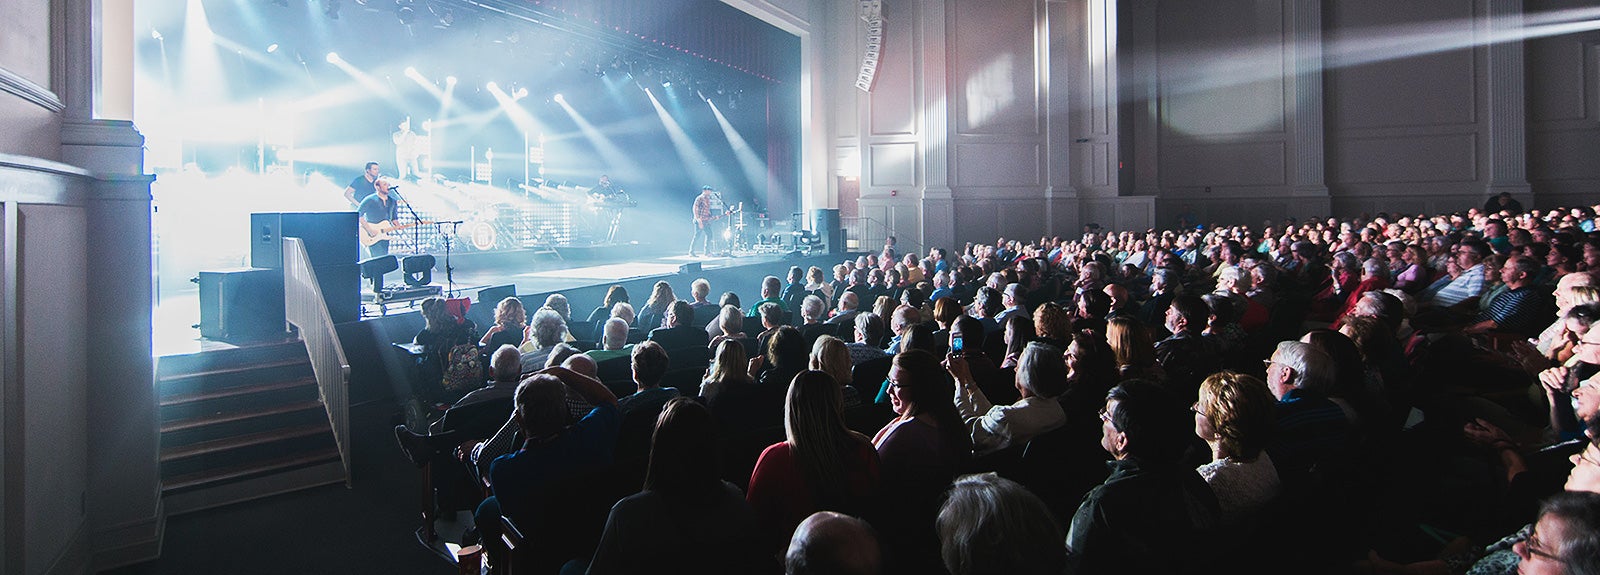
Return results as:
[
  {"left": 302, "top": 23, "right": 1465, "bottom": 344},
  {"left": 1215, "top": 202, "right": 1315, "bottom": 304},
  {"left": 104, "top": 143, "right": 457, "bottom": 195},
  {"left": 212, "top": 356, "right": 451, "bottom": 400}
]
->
[
  {"left": 700, "top": 339, "right": 754, "bottom": 403},
  {"left": 747, "top": 371, "right": 880, "bottom": 551},
  {"left": 805, "top": 266, "right": 832, "bottom": 302},
  {"left": 1032, "top": 302, "right": 1071, "bottom": 349},
  {"left": 639, "top": 280, "right": 677, "bottom": 330},
  {"left": 809, "top": 335, "right": 861, "bottom": 408},
  {"left": 1193, "top": 370, "right": 1281, "bottom": 526},
  {"left": 480, "top": 296, "right": 527, "bottom": 350}
]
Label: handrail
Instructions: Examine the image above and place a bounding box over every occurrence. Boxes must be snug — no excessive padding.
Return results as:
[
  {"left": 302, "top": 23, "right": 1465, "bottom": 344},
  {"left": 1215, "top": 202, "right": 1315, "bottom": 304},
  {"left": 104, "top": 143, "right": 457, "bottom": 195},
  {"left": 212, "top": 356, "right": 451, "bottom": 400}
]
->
[
  {"left": 840, "top": 216, "right": 923, "bottom": 254},
  {"left": 282, "top": 237, "right": 352, "bottom": 486}
]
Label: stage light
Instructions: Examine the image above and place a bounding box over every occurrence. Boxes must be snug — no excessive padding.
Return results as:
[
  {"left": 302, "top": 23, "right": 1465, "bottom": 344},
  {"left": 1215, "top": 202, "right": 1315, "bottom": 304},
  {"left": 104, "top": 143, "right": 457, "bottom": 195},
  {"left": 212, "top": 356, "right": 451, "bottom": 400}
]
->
[
  {"left": 359, "top": 255, "right": 398, "bottom": 293},
  {"left": 324, "top": 0, "right": 341, "bottom": 19},
  {"left": 402, "top": 254, "right": 436, "bottom": 287},
  {"left": 513, "top": 86, "right": 529, "bottom": 100},
  {"left": 325, "top": 52, "right": 340, "bottom": 63},
  {"left": 266, "top": 43, "right": 279, "bottom": 53},
  {"left": 151, "top": 29, "right": 163, "bottom": 40},
  {"left": 553, "top": 93, "right": 565, "bottom": 104},
  {"left": 661, "top": 80, "right": 672, "bottom": 88},
  {"left": 445, "top": 76, "right": 457, "bottom": 85},
  {"left": 405, "top": 66, "right": 418, "bottom": 76},
  {"left": 485, "top": 81, "right": 499, "bottom": 92}
]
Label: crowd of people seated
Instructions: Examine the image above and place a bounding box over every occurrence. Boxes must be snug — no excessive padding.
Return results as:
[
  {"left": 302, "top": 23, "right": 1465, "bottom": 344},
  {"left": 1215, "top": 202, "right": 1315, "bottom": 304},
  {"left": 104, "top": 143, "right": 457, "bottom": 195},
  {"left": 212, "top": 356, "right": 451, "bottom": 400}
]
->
[{"left": 390, "top": 202, "right": 1600, "bottom": 574}]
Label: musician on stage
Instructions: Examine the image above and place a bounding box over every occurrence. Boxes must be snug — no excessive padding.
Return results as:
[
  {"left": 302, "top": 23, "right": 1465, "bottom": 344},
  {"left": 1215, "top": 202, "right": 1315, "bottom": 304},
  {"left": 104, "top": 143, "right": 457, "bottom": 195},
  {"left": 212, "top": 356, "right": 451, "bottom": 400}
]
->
[
  {"left": 589, "top": 175, "right": 628, "bottom": 243},
  {"left": 690, "top": 185, "right": 718, "bottom": 257},
  {"left": 393, "top": 118, "right": 421, "bottom": 181},
  {"left": 344, "top": 161, "right": 381, "bottom": 207},
  {"left": 358, "top": 178, "right": 400, "bottom": 259}
]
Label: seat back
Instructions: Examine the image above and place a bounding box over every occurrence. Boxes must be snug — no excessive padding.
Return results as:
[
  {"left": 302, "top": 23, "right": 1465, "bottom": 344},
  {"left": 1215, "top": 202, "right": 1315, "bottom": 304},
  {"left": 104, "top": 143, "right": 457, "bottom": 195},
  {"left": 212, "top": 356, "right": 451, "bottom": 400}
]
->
[{"left": 851, "top": 356, "right": 894, "bottom": 402}]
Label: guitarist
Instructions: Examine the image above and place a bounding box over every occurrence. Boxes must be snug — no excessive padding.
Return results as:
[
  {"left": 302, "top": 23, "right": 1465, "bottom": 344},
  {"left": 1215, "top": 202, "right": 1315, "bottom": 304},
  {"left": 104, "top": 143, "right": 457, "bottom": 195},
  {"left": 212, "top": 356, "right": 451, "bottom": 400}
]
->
[
  {"left": 358, "top": 177, "right": 400, "bottom": 259},
  {"left": 690, "top": 185, "right": 719, "bottom": 257}
]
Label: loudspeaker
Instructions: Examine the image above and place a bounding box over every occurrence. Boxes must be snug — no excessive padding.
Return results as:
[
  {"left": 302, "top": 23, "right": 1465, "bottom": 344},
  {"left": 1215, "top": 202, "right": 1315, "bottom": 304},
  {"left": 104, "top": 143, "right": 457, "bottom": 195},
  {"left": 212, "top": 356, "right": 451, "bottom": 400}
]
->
[
  {"left": 317, "top": 263, "right": 360, "bottom": 324},
  {"left": 251, "top": 212, "right": 360, "bottom": 268},
  {"left": 478, "top": 284, "right": 517, "bottom": 305},
  {"left": 197, "top": 268, "right": 286, "bottom": 342},
  {"left": 813, "top": 209, "right": 843, "bottom": 254},
  {"left": 678, "top": 262, "right": 702, "bottom": 275}
]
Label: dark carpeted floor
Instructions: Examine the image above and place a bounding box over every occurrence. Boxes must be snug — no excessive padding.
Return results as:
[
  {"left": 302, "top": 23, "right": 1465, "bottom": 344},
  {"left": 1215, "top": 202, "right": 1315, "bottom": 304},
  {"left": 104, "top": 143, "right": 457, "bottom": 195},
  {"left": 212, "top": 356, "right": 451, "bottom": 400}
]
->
[{"left": 107, "top": 400, "right": 454, "bottom": 575}]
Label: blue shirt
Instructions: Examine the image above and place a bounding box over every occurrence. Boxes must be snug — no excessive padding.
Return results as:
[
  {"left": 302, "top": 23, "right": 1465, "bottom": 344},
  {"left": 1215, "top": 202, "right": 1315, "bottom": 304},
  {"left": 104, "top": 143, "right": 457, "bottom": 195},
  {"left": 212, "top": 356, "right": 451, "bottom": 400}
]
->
[
  {"left": 357, "top": 192, "right": 398, "bottom": 224},
  {"left": 489, "top": 403, "right": 621, "bottom": 521}
]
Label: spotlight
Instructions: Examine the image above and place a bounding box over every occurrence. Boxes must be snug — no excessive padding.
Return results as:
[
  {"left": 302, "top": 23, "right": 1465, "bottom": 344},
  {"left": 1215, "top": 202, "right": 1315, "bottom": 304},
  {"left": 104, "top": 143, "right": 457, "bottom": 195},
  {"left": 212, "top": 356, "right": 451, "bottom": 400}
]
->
[
  {"left": 445, "top": 76, "right": 457, "bottom": 85},
  {"left": 325, "top": 52, "right": 340, "bottom": 63},
  {"left": 266, "top": 43, "right": 279, "bottom": 53},
  {"left": 661, "top": 80, "right": 672, "bottom": 88},
  {"left": 513, "top": 86, "right": 529, "bottom": 100},
  {"left": 150, "top": 29, "right": 163, "bottom": 41},
  {"left": 404, "top": 66, "right": 418, "bottom": 76},
  {"left": 485, "top": 81, "right": 499, "bottom": 92},
  {"left": 402, "top": 254, "right": 436, "bottom": 287},
  {"left": 553, "top": 93, "right": 565, "bottom": 104}
]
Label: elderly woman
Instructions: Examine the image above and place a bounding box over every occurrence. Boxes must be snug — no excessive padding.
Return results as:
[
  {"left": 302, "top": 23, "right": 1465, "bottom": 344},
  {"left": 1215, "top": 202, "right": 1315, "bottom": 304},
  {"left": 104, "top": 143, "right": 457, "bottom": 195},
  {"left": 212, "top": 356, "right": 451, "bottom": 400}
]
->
[
  {"left": 947, "top": 341, "right": 1067, "bottom": 455},
  {"left": 809, "top": 335, "right": 862, "bottom": 408},
  {"left": 479, "top": 296, "right": 527, "bottom": 350},
  {"left": 1192, "top": 371, "right": 1281, "bottom": 527}
]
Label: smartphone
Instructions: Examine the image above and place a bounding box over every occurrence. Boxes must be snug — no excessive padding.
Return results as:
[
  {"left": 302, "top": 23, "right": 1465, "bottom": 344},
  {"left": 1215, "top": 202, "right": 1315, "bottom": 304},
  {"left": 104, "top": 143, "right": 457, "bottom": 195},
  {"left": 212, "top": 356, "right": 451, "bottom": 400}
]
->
[{"left": 951, "top": 335, "right": 965, "bottom": 356}]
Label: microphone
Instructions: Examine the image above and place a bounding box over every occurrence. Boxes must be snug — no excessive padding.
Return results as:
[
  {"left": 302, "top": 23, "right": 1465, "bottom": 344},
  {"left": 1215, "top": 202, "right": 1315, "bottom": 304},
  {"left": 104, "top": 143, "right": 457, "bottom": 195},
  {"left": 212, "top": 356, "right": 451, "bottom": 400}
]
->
[{"left": 387, "top": 184, "right": 402, "bottom": 191}]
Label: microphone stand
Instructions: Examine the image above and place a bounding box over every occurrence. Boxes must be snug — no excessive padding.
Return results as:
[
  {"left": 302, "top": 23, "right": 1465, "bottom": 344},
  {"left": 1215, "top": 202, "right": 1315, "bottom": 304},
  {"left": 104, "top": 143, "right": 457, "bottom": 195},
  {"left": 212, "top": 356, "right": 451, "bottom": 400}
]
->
[
  {"left": 438, "top": 221, "right": 462, "bottom": 298},
  {"left": 388, "top": 185, "right": 427, "bottom": 256}
]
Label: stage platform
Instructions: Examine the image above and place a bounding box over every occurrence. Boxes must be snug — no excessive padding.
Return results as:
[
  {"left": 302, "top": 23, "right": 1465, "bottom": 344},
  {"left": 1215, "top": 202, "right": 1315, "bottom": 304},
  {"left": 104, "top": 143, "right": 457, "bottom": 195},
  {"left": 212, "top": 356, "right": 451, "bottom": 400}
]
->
[{"left": 154, "top": 244, "right": 854, "bottom": 360}]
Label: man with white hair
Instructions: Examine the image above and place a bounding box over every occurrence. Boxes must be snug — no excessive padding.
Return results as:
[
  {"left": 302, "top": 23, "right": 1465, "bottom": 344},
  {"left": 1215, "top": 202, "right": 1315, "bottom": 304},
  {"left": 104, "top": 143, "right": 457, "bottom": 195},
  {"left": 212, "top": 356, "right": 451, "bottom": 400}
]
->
[
  {"left": 1139, "top": 269, "right": 1180, "bottom": 334},
  {"left": 1536, "top": 271, "right": 1599, "bottom": 355},
  {"left": 1263, "top": 341, "right": 1350, "bottom": 486},
  {"left": 587, "top": 318, "right": 634, "bottom": 363},
  {"left": 827, "top": 291, "right": 863, "bottom": 326},
  {"left": 797, "top": 295, "right": 834, "bottom": 345},
  {"left": 929, "top": 271, "right": 954, "bottom": 302},
  {"left": 993, "top": 283, "right": 1026, "bottom": 324},
  {"left": 518, "top": 308, "right": 568, "bottom": 374}
]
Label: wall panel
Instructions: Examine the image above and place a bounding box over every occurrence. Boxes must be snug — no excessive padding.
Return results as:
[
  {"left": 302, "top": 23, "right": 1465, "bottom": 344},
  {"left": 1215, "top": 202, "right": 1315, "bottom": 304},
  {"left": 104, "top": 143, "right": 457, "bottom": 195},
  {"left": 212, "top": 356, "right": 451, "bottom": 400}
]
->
[
  {"left": 1333, "top": 134, "right": 1479, "bottom": 183},
  {"left": 1161, "top": 141, "right": 1287, "bottom": 187},
  {"left": 954, "top": 143, "right": 1041, "bottom": 188},
  {"left": 868, "top": 0, "right": 917, "bottom": 136},
  {"left": 951, "top": 0, "right": 1040, "bottom": 135}
]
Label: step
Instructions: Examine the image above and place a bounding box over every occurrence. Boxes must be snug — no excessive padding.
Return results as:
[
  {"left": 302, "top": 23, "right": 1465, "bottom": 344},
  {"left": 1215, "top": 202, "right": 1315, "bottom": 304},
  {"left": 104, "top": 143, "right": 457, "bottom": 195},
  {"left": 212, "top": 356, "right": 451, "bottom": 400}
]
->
[
  {"left": 161, "top": 403, "right": 331, "bottom": 450},
  {"left": 163, "top": 455, "right": 346, "bottom": 517},
  {"left": 157, "top": 359, "right": 315, "bottom": 399},
  {"left": 157, "top": 338, "right": 306, "bottom": 378},
  {"left": 163, "top": 447, "right": 343, "bottom": 493},
  {"left": 161, "top": 422, "right": 331, "bottom": 463},
  {"left": 160, "top": 378, "right": 321, "bottom": 426},
  {"left": 160, "top": 376, "right": 318, "bottom": 408},
  {"left": 161, "top": 399, "right": 327, "bottom": 435}
]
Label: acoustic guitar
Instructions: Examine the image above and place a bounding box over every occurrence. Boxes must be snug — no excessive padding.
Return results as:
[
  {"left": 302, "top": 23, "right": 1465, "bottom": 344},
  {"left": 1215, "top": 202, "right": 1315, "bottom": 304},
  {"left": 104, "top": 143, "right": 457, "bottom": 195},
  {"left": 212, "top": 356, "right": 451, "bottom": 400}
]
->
[{"left": 359, "top": 220, "right": 432, "bottom": 247}]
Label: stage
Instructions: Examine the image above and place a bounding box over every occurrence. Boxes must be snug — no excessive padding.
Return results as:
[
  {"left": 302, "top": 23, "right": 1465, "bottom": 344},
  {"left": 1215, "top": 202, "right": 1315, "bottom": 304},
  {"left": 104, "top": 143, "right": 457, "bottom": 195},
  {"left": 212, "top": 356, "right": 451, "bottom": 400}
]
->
[{"left": 154, "top": 243, "right": 852, "bottom": 361}]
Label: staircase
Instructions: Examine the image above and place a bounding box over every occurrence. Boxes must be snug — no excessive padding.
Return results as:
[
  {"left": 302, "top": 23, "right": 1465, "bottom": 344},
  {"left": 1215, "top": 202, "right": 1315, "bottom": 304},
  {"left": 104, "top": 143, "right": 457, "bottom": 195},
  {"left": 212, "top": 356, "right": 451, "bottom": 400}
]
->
[{"left": 157, "top": 338, "right": 347, "bottom": 515}]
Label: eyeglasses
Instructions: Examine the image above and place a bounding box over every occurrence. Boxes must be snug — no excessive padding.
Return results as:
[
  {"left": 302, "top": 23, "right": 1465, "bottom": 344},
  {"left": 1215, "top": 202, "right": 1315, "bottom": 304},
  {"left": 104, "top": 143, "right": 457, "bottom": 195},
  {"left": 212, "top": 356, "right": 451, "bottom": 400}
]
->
[
  {"left": 1523, "top": 529, "right": 1566, "bottom": 564},
  {"left": 885, "top": 378, "right": 904, "bottom": 390},
  {"left": 1576, "top": 449, "right": 1600, "bottom": 468},
  {"left": 1098, "top": 408, "right": 1113, "bottom": 424},
  {"left": 1262, "top": 359, "right": 1279, "bottom": 369}
]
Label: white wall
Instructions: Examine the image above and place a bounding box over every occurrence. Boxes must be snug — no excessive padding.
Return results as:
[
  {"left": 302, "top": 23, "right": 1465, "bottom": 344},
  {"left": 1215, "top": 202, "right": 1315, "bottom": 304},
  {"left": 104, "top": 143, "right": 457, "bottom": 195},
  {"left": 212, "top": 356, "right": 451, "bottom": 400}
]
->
[{"left": 0, "top": 0, "right": 63, "bottom": 160}]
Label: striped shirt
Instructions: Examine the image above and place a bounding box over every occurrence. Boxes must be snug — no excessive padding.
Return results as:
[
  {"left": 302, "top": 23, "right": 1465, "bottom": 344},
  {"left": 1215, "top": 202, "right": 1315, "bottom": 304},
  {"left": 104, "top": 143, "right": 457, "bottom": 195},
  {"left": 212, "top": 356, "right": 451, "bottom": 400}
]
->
[{"left": 1432, "top": 264, "right": 1486, "bottom": 307}]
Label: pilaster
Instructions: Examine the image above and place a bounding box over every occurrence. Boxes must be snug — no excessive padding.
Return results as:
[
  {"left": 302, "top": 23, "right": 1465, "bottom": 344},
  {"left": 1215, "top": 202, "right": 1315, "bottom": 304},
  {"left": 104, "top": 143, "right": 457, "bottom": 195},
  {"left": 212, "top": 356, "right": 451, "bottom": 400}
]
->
[
  {"left": 1289, "top": 0, "right": 1328, "bottom": 197},
  {"left": 921, "top": 0, "right": 954, "bottom": 251},
  {"left": 1487, "top": 0, "right": 1532, "bottom": 200}
]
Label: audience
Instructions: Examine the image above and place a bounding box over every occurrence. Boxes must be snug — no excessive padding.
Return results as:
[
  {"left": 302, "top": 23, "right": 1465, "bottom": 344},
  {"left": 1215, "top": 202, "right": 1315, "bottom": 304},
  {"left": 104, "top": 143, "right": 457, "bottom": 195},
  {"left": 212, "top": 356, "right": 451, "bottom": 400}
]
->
[
  {"left": 936, "top": 473, "right": 1065, "bottom": 575},
  {"left": 785, "top": 511, "right": 882, "bottom": 575},
  {"left": 949, "top": 341, "right": 1066, "bottom": 455}
]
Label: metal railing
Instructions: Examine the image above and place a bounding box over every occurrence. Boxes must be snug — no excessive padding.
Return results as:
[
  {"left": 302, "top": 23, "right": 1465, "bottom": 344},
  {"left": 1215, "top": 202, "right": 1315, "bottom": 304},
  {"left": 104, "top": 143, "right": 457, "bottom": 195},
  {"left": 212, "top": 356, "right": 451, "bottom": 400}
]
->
[
  {"left": 840, "top": 216, "right": 921, "bottom": 254},
  {"left": 282, "top": 237, "right": 352, "bottom": 486}
]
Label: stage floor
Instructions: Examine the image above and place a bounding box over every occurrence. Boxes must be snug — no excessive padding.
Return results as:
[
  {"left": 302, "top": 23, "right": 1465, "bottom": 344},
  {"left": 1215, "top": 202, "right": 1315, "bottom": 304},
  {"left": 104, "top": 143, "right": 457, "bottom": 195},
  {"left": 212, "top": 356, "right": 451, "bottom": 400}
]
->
[{"left": 154, "top": 245, "right": 822, "bottom": 357}]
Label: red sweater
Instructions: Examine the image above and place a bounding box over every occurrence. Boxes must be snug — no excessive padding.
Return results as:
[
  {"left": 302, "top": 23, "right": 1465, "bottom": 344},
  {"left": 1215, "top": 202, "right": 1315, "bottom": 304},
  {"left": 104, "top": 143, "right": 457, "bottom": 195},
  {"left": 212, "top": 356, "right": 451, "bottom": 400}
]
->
[{"left": 746, "top": 440, "right": 880, "bottom": 547}]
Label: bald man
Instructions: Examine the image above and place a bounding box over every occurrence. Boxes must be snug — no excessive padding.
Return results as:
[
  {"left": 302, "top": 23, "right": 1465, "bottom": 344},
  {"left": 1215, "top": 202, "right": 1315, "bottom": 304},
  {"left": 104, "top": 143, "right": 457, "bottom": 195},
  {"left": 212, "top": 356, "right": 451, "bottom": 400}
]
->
[{"left": 785, "top": 512, "right": 882, "bottom": 575}]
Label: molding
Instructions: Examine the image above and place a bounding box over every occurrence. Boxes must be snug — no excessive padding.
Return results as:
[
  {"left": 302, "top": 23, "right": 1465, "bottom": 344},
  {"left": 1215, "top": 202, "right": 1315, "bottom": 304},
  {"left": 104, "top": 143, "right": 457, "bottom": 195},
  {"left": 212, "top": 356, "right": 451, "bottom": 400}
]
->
[
  {"left": 90, "top": 496, "right": 165, "bottom": 572},
  {"left": 60, "top": 120, "right": 145, "bottom": 148},
  {"left": 3, "top": 201, "right": 21, "bottom": 575},
  {"left": 0, "top": 153, "right": 92, "bottom": 179},
  {"left": 0, "top": 66, "right": 65, "bottom": 113}
]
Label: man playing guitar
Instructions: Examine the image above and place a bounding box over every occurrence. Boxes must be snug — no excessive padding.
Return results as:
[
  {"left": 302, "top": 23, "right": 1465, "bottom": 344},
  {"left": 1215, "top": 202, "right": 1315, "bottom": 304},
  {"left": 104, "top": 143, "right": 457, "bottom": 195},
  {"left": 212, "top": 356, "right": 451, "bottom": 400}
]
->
[
  {"left": 358, "top": 178, "right": 403, "bottom": 258},
  {"left": 690, "top": 185, "right": 721, "bottom": 257}
]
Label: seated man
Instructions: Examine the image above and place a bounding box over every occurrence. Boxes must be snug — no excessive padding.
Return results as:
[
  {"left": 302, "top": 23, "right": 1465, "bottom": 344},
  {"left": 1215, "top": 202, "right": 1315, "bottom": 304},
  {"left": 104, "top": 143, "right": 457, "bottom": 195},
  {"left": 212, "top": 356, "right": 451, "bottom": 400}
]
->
[
  {"left": 846, "top": 313, "right": 891, "bottom": 365},
  {"left": 1067, "top": 379, "right": 1220, "bottom": 573},
  {"left": 469, "top": 352, "right": 597, "bottom": 479},
  {"left": 587, "top": 317, "right": 634, "bottom": 363},
  {"left": 1429, "top": 239, "right": 1491, "bottom": 308},
  {"left": 613, "top": 342, "right": 679, "bottom": 468},
  {"left": 785, "top": 511, "right": 883, "bottom": 575},
  {"left": 827, "top": 291, "right": 863, "bottom": 326},
  {"left": 756, "top": 302, "right": 785, "bottom": 353},
  {"left": 647, "top": 300, "right": 709, "bottom": 351},
  {"left": 476, "top": 363, "right": 619, "bottom": 571},
  {"left": 948, "top": 342, "right": 1067, "bottom": 455},
  {"left": 1153, "top": 294, "right": 1223, "bottom": 396},
  {"left": 394, "top": 344, "right": 523, "bottom": 467},
  {"left": 1263, "top": 341, "right": 1351, "bottom": 487},
  {"left": 748, "top": 275, "right": 786, "bottom": 317},
  {"left": 1464, "top": 255, "right": 1551, "bottom": 337},
  {"left": 797, "top": 295, "right": 834, "bottom": 344}
]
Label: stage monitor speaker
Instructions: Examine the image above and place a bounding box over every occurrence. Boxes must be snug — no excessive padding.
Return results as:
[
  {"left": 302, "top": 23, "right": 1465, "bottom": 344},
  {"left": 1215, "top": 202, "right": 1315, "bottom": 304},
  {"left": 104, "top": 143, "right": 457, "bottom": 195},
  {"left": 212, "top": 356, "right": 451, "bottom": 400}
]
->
[
  {"left": 251, "top": 212, "right": 359, "bottom": 269},
  {"left": 197, "top": 268, "right": 286, "bottom": 343},
  {"left": 678, "top": 262, "right": 702, "bottom": 275},
  {"left": 478, "top": 284, "right": 517, "bottom": 305},
  {"left": 812, "top": 209, "right": 843, "bottom": 254}
]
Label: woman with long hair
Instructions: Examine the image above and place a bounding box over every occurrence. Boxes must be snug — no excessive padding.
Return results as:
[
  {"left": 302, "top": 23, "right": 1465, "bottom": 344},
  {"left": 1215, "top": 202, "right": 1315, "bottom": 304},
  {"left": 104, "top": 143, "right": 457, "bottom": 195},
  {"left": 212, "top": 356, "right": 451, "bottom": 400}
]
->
[
  {"left": 746, "top": 371, "right": 880, "bottom": 551},
  {"left": 1001, "top": 314, "right": 1037, "bottom": 369},
  {"left": 759, "top": 326, "right": 808, "bottom": 388},
  {"left": 700, "top": 339, "right": 754, "bottom": 403},
  {"left": 872, "top": 350, "right": 973, "bottom": 572},
  {"left": 638, "top": 281, "right": 676, "bottom": 330},
  {"left": 586, "top": 398, "right": 760, "bottom": 574},
  {"left": 587, "top": 285, "right": 630, "bottom": 324},
  {"left": 809, "top": 335, "right": 862, "bottom": 408},
  {"left": 479, "top": 296, "right": 527, "bottom": 350},
  {"left": 1107, "top": 317, "right": 1164, "bottom": 383}
]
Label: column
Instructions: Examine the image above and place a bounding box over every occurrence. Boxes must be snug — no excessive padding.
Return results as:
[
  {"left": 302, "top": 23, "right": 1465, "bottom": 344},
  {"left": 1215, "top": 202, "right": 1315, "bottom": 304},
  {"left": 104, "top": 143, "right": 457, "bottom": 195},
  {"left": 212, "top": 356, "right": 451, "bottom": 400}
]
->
[
  {"left": 921, "top": 0, "right": 955, "bottom": 250},
  {"left": 1487, "top": 0, "right": 1532, "bottom": 200}
]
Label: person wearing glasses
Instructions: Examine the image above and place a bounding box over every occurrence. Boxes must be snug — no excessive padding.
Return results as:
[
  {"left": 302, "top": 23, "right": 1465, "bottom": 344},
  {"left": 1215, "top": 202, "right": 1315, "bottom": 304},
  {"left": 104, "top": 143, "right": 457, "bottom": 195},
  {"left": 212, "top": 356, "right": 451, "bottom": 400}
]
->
[
  {"left": 1067, "top": 379, "right": 1221, "bottom": 574},
  {"left": 1262, "top": 341, "right": 1351, "bottom": 488},
  {"left": 1192, "top": 371, "right": 1281, "bottom": 528}
]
